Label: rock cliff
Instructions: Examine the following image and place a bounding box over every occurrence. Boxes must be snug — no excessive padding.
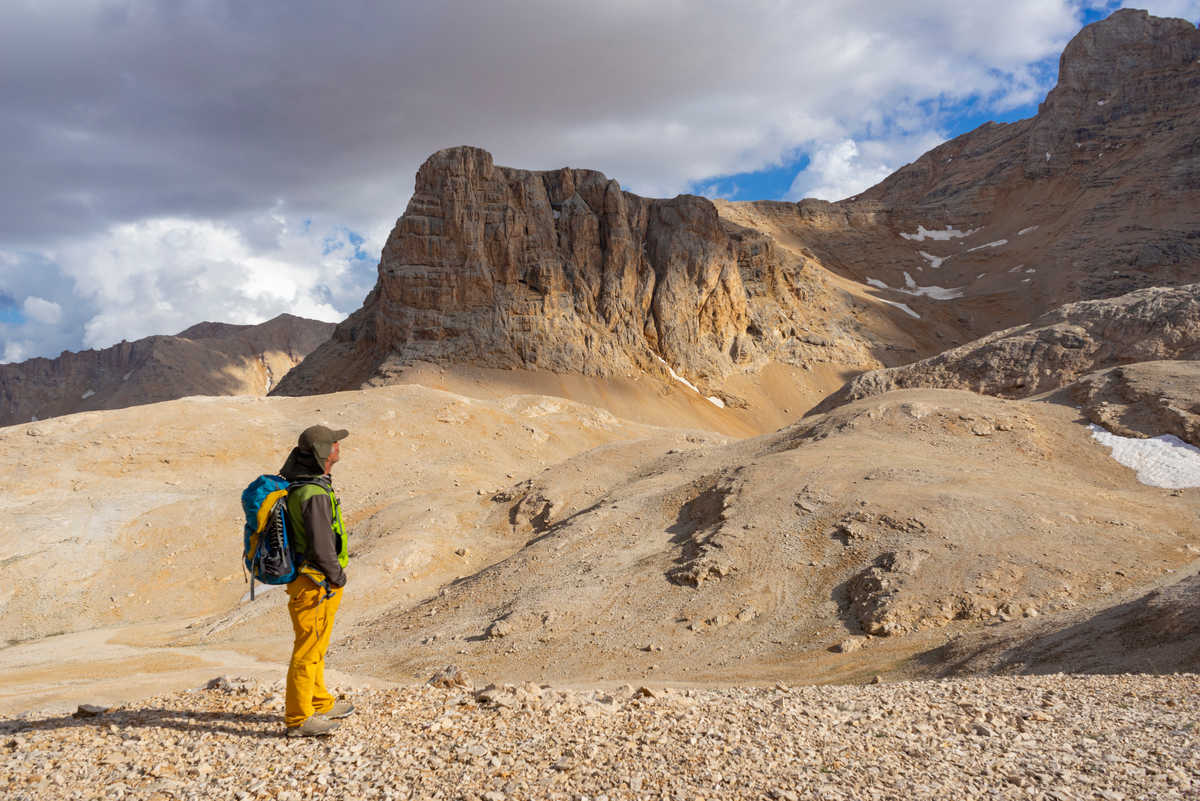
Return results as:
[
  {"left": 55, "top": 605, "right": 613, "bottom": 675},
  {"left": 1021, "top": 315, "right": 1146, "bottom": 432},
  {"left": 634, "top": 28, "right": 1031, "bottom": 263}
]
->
[
  {"left": 0, "top": 314, "right": 334, "bottom": 427},
  {"left": 273, "top": 148, "right": 913, "bottom": 398}
]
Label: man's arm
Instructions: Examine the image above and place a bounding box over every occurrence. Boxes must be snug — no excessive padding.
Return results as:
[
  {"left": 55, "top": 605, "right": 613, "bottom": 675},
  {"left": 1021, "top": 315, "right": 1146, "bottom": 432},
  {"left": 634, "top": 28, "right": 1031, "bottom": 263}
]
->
[{"left": 300, "top": 494, "right": 347, "bottom": 587}]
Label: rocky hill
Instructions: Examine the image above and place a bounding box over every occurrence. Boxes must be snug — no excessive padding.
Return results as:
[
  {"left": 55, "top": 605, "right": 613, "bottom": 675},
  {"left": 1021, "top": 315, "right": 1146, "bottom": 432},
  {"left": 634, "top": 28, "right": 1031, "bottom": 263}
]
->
[
  {"left": 275, "top": 10, "right": 1200, "bottom": 412},
  {"left": 0, "top": 314, "right": 334, "bottom": 427}
]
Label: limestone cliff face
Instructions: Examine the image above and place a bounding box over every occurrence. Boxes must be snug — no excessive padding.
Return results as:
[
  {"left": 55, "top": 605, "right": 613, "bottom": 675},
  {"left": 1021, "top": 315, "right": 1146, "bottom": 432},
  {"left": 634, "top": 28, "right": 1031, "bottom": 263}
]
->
[
  {"left": 0, "top": 314, "right": 334, "bottom": 427},
  {"left": 274, "top": 148, "right": 887, "bottom": 397}
]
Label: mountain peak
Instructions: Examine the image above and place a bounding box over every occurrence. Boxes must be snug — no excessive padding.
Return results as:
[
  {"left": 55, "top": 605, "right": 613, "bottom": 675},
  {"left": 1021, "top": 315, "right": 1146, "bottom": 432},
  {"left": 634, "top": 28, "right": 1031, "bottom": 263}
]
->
[{"left": 1043, "top": 8, "right": 1200, "bottom": 111}]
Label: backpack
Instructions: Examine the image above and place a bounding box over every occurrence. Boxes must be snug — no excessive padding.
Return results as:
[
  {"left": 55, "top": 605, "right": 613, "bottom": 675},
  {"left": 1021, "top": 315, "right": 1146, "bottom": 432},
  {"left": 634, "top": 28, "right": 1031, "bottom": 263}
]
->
[{"left": 241, "top": 474, "right": 298, "bottom": 599}]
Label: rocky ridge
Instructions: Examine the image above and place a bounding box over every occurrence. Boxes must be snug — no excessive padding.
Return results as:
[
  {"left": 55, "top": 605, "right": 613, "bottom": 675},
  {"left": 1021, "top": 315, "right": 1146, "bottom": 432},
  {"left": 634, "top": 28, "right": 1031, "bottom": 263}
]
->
[
  {"left": 818, "top": 283, "right": 1200, "bottom": 411},
  {"left": 0, "top": 314, "right": 333, "bottom": 427}
]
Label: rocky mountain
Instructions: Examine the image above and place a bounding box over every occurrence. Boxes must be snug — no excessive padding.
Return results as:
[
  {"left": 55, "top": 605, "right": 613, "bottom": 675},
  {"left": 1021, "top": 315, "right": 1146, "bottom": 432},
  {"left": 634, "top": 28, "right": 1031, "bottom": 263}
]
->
[
  {"left": 773, "top": 9, "right": 1200, "bottom": 336},
  {"left": 0, "top": 313, "right": 334, "bottom": 427},
  {"left": 276, "top": 10, "right": 1200, "bottom": 411},
  {"left": 272, "top": 147, "right": 929, "bottom": 402}
]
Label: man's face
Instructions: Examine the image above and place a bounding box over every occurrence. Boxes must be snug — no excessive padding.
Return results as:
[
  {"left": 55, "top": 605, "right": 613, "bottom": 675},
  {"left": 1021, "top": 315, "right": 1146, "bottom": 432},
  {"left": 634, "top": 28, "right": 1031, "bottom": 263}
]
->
[{"left": 325, "top": 440, "right": 341, "bottom": 472}]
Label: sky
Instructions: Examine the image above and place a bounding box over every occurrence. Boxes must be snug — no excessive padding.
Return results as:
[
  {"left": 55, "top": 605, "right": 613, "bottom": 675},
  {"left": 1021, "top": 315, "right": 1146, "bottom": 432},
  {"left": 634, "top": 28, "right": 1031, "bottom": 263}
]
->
[{"left": 2, "top": 0, "right": 1199, "bottom": 364}]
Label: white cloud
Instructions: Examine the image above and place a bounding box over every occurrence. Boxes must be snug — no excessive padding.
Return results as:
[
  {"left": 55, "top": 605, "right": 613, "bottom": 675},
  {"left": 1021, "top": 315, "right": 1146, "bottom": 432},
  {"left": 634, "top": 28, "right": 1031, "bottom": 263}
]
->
[
  {"left": 21, "top": 296, "right": 61, "bottom": 325},
  {"left": 786, "top": 129, "right": 947, "bottom": 201},
  {"left": 48, "top": 215, "right": 374, "bottom": 350},
  {"left": 787, "top": 139, "right": 893, "bottom": 202},
  {"left": 2, "top": 341, "right": 27, "bottom": 363}
]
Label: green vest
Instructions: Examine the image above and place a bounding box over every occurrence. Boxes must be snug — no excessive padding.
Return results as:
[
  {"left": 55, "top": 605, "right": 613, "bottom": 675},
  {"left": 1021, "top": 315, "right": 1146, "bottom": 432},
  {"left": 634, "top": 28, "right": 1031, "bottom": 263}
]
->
[{"left": 286, "top": 480, "right": 349, "bottom": 569}]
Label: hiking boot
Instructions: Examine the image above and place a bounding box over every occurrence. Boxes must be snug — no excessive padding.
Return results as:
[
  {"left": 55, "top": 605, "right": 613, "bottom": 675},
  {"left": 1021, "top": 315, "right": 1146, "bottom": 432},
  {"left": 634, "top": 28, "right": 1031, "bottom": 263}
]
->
[
  {"left": 323, "top": 699, "right": 355, "bottom": 719},
  {"left": 285, "top": 715, "right": 340, "bottom": 738}
]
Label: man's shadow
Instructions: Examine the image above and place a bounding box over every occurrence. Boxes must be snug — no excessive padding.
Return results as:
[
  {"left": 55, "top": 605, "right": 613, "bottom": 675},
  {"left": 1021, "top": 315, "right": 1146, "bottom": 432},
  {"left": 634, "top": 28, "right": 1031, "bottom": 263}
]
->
[{"left": 2, "top": 706, "right": 285, "bottom": 739}]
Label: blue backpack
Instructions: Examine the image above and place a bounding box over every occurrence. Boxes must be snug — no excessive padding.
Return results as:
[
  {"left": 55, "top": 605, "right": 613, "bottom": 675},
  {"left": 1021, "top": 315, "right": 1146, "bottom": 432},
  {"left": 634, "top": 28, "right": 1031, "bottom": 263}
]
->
[{"left": 241, "top": 475, "right": 298, "bottom": 599}]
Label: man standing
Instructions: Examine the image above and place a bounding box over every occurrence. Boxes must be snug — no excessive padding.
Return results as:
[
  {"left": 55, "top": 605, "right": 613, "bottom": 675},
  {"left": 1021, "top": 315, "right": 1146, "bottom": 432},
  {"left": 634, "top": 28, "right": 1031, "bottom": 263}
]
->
[{"left": 279, "top": 424, "right": 354, "bottom": 737}]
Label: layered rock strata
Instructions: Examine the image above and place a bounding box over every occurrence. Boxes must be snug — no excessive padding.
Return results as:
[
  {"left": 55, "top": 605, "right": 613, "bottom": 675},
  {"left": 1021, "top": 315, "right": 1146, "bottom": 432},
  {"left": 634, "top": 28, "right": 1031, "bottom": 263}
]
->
[{"left": 273, "top": 147, "right": 905, "bottom": 397}]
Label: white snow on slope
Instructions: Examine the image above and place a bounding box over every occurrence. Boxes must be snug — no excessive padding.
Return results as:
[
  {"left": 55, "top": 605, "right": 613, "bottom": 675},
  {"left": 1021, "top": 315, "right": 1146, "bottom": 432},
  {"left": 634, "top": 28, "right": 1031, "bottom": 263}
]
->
[
  {"left": 967, "top": 239, "right": 1008, "bottom": 253},
  {"left": 1090, "top": 425, "right": 1200, "bottom": 489},
  {"left": 919, "top": 251, "right": 948, "bottom": 269},
  {"left": 653, "top": 354, "right": 723, "bottom": 407},
  {"left": 901, "top": 272, "right": 964, "bottom": 300},
  {"left": 1018, "top": 226, "right": 1039, "bottom": 236},
  {"left": 876, "top": 298, "right": 920, "bottom": 319},
  {"left": 900, "top": 225, "right": 978, "bottom": 242},
  {"left": 81, "top": 389, "right": 95, "bottom": 400},
  {"left": 867, "top": 274, "right": 964, "bottom": 301},
  {"left": 707, "top": 396, "right": 726, "bottom": 408}
]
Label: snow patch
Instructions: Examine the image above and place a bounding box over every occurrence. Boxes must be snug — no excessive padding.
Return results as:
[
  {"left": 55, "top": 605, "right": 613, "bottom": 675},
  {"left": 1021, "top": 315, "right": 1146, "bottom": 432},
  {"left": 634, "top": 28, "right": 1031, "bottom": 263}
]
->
[
  {"left": 1017, "top": 226, "right": 1038, "bottom": 236},
  {"left": 918, "top": 251, "right": 948, "bottom": 269},
  {"left": 122, "top": 371, "right": 132, "bottom": 381},
  {"left": 900, "top": 225, "right": 977, "bottom": 242},
  {"left": 1044, "top": 152, "right": 1051, "bottom": 161},
  {"left": 1097, "top": 99, "right": 1107, "bottom": 106},
  {"left": 900, "top": 271, "right": 964, "bottom": 300},
  {"left": 653, "top": 354, "right": 723, "bottom": 407},
  {"left": 1009, "top": 264, "right": 1025, "bottom": 273},
  {"left": 1090, "top": 425, "right": 1200, "bottom": 489},
  {"left": 866, "top": 278, "right": 889, "bottom": 289},
  {"left": 977, "top": 273, "right": 985, "bottom": 279},
  {"left": 967, "top": 239, "right": 1008, "bottom": 253},
  {"left": 81, "top": 389, "right": 95, "bottom": 400},
  {"left": 876, "top": 298, "right": 920, "bottom": 319},
  {"left": 707, "top": 396, "right": 726, "bottom": 408},
  {"left": 1025, "top": 268, "right": 1036, "bottom": 274}
]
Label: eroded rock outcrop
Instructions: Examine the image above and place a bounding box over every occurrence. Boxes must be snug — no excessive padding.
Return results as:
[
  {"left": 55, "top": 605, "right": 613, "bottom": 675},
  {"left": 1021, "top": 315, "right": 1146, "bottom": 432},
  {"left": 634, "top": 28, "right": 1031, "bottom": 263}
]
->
[
  {"left": 1068, "top": 360, "right": 1200, "bottom": 447},
  {"left": 819, "top": 284, "right": 1200, "bottom": 410},
  {"left": 273, "top": 147, "right": 893, "bottom": 397}
]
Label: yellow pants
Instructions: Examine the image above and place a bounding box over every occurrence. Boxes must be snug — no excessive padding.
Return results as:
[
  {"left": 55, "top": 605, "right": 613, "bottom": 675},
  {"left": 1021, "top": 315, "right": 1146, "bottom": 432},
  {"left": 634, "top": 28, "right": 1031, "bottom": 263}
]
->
[{"left": 284, "top": 574, "right": 343, "bottom": 727}]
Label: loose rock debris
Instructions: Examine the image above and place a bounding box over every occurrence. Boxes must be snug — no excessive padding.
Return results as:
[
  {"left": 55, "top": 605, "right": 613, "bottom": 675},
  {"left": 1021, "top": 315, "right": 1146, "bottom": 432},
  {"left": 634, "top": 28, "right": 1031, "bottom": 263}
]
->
[{"left": 2, "top": 673, "right": 1196, "bottom": 800}]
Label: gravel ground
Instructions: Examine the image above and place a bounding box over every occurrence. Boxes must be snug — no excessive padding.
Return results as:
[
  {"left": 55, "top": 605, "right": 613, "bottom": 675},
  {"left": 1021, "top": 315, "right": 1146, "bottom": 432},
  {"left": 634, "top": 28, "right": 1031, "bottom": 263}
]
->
[{"left": 1, "top": 674, "right": 1196, "bottom": 801}]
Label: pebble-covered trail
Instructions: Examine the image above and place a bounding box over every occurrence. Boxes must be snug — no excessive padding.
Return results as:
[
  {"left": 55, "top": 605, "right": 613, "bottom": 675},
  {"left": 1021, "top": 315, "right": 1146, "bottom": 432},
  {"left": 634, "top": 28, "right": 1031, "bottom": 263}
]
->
[{"left": 2, "top": 674, "right": 1196, "bottom": 801}]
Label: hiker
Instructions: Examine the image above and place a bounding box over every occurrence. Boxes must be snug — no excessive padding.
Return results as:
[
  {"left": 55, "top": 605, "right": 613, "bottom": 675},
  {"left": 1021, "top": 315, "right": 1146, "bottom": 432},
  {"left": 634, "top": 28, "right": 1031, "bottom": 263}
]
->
[{"left": 279, "top": 424, "right": 354, "bottom": 737}]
